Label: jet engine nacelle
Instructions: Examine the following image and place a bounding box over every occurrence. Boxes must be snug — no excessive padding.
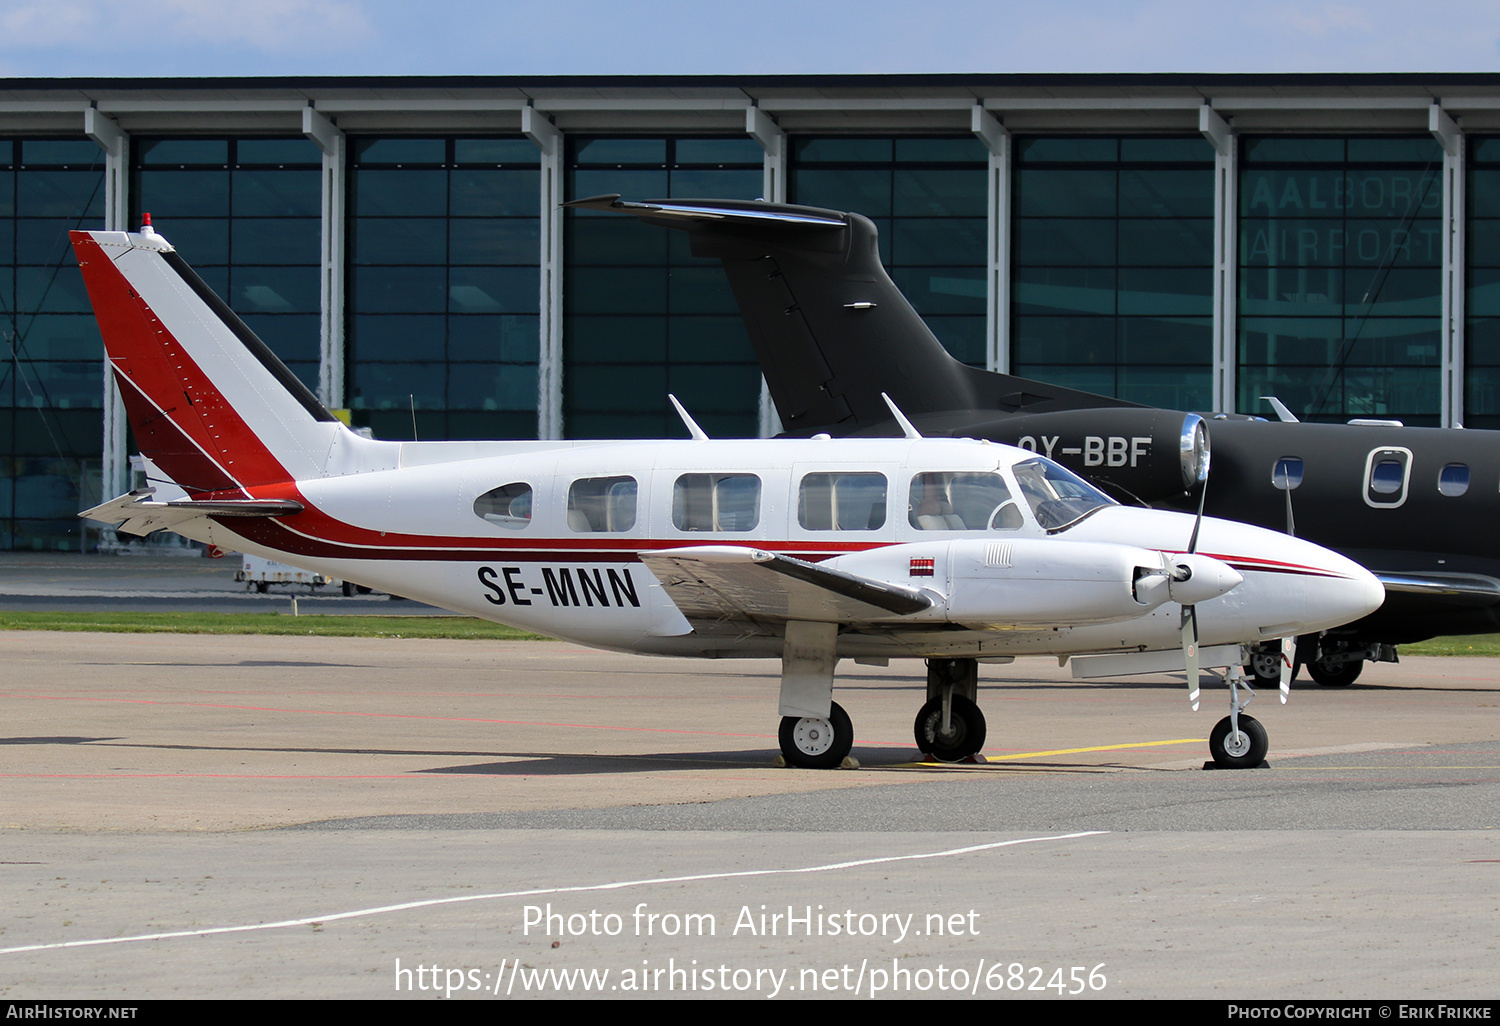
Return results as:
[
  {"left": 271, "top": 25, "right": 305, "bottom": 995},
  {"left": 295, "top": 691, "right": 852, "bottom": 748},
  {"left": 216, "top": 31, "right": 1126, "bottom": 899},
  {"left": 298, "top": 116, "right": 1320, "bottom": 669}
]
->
[
  {"left": 830, "top": 538, "right": 1239, "bottom": 628},
  {"left": 964, "top": 408, "right": 1211, "bottom": 505}
]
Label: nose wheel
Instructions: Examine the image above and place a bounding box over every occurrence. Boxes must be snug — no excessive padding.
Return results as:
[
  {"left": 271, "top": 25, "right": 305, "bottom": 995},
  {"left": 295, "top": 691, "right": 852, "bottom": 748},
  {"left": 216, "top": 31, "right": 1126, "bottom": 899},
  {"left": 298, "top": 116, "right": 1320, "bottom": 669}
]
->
[
  {"left": 1209, "top": 714, "right": 1268, "bottom": 768},
  {"left": 1207, "top": 664, "right": 1269, "bottom": 768},
  {"left": 778, "top": 701, "right": 854, "bottom": 769}
]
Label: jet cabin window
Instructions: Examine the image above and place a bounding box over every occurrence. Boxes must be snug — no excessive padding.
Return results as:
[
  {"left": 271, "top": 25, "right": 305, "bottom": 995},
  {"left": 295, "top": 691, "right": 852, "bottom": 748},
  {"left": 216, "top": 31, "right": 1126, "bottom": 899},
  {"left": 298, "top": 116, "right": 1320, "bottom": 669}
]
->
[
  {"left": 1012, "top": 457, "right": 1116, "bottom": 531},
  {"left": 567, "top": 476, "right": 638, "bottom": 532},
  {"left": 799, "top": 473, "right": 888, "bottom": 531},
  {"left": 474, "top": 482, "right": 533, "bottom": 530},
  {"left": 1439, "top": 463, "right": 1470, "bottom": 497},
  {"left": 908, "top": 472, "right": 1023, "bottom": 532},
  {"left": 673, "top": 474, "right": 761, "bottom": 532}
]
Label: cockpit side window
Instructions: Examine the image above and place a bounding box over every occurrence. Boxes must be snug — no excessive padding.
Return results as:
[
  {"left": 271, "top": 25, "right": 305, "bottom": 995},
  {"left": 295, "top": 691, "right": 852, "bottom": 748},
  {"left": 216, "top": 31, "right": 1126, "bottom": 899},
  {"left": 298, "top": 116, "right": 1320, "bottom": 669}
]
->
[
  {"left": 474, "top": 482, "right": 533, "bottom": 530},
  {"left": 799, "top": 472, "right": 888, "bottom": 531},
  {"left": 567, "top": 476, "right": 638, "bottom": 532},
  {"left": 672, "top": 473, "right": 761, "bottom": 532},
  {"left": 908, "top": 472, "right": 1023, "bottom": 531},
  {"left": 1011, "top": 457, "right": 1115, "bottom": 531}
]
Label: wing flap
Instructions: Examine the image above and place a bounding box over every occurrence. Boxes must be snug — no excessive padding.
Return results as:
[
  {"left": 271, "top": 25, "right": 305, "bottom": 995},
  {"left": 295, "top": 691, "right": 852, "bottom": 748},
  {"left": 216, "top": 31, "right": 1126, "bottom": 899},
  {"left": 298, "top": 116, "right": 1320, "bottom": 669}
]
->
[{"left": 639, "top": 545, "right": 932, "bottom": 626}]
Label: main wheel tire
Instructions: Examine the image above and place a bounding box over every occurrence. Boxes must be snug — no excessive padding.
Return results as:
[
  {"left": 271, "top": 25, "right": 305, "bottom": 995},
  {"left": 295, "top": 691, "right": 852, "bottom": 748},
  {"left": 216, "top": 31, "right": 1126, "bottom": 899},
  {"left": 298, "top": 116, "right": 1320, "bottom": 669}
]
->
[
  {"left": 913, "top": 694, "right": 987, "bottom": 762},
  {"left": 1307, "top": 656, "right": 1362, "bottom": 687},
  {"left": 1209, "top": 715, "right": 1268, "bottom": 769},
  {"left": 1247, "top": 645, "right": 1283, "bottom": 686},
  {"left": 779, "top": 701, "right": 854, "bottom": 769}
]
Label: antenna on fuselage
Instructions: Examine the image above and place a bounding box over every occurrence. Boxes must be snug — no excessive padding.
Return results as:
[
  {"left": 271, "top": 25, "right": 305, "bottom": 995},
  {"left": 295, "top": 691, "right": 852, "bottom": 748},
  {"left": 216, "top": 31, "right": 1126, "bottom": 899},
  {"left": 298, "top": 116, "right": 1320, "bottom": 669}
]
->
[
  {"left": 668, "top": 394, "right": 710, "bottom": 440},
  {"left": 881, "top": 393, "right": 922, "bottom": 439}
]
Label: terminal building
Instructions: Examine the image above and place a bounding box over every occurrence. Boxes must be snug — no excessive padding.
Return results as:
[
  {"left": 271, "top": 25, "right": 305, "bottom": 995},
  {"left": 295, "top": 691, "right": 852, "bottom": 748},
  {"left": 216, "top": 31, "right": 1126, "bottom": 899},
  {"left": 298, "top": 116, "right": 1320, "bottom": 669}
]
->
[{"left": 2, "top": 72, "right": 1498, "bottom": 550}]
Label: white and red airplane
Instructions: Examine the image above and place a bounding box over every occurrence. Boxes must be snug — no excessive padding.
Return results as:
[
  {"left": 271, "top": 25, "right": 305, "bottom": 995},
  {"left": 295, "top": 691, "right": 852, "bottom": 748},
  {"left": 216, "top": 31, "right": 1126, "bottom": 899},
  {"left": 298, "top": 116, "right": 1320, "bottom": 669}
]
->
[{"left": 71, "top": 222, "right": 1384, "bottom": 770}]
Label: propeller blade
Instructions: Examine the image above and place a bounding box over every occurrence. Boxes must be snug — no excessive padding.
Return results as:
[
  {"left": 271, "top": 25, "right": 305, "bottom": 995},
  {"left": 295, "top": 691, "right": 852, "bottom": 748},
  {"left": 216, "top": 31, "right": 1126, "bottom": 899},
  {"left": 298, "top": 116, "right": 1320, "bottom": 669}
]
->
[
  {"left": 1182, "top": 605, "right": 1200, "bottom": 711},
  {"left": 1279, "top": 635, "right": 1294, "bottom": 703},
  {"left": 1187, "top": 472, "right": 1209, "bottom": 555}
]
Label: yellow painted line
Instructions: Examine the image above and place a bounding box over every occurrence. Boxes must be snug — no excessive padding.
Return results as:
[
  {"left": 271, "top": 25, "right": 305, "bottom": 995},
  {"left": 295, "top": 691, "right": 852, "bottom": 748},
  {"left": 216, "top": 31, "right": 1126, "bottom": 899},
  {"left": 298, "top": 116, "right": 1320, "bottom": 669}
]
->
[
  {"left": 986, "top": 738, "right": 1205, "bottom": 761},
  {"left": 887, "top": 738, "right": 1208, "bottom": 768}
]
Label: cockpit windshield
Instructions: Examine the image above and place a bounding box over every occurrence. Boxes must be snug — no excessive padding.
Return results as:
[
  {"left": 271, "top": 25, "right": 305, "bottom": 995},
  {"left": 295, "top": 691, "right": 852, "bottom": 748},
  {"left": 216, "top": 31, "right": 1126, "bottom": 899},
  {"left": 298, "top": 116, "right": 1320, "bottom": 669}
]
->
[{"left": 1010, "top": 457, "right": 1116, "bottom": 531}]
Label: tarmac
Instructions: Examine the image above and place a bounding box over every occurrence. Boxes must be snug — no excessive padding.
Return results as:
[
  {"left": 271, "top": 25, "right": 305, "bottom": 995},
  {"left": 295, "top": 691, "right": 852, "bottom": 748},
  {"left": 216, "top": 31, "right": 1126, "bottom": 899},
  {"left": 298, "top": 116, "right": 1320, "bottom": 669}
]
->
[{"left": 0, "top": 552, "right": 1497, "bottom": 1000}]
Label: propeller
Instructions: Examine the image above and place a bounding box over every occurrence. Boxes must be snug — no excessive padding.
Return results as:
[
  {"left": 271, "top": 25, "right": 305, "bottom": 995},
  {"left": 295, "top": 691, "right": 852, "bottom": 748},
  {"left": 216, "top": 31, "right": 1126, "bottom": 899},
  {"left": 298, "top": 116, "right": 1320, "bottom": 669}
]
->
[
  {"left": 1269, "top": 456, "right": 1304, "bottom": 701},
  {"left": 1174, "top": 473, "right": 1211, "bottom": 711}
]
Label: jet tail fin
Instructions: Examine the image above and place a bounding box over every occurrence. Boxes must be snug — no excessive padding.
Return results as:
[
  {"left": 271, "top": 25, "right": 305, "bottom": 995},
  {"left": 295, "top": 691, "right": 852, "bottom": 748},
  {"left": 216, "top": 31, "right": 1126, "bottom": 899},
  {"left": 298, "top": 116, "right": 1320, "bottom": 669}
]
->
[
  {"left": 565, "top": 196, "right": 1140, "bottom": 435},
  {"left": 72, "top": 226, "right": 357, "bottom": 497}
]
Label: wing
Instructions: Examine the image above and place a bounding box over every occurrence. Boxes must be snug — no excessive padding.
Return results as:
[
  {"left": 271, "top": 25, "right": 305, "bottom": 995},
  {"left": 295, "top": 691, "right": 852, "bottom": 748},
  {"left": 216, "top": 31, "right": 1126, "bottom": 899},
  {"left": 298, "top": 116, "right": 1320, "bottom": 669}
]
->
[
  {"left": 1375, "top": 572, "right": 1500, "bottom": 608},
  {"left": 80, "top": 488, "right": 304, "bottom": 537},
  {"left": 638, "top": 545, "right": 932, "bottom": 632}
]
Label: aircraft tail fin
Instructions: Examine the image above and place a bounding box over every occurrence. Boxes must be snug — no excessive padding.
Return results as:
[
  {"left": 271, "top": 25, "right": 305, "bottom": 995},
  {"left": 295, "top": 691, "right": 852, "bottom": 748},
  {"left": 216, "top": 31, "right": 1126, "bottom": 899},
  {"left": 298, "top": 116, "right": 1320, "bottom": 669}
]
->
[
  {"left": 565, "top": 196, "right": 1140, "bottom": 435},
  {"left": 72, "top": 225, "right": 356, "bottom": 497}
]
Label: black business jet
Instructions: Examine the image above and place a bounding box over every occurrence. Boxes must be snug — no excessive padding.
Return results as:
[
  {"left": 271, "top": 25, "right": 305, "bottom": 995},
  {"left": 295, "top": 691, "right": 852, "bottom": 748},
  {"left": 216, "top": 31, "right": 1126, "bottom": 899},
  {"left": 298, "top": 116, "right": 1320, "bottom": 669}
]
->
[{"left": 567, "top": 194, "right": 1500, "bottom": 685}]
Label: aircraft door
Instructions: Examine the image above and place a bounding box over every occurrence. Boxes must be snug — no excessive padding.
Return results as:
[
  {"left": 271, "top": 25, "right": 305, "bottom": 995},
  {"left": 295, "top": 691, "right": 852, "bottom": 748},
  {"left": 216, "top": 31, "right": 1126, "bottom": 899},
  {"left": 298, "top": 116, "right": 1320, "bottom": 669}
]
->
[{"left": 1363, "top": 447, "right": 1412, "bottom": 509}]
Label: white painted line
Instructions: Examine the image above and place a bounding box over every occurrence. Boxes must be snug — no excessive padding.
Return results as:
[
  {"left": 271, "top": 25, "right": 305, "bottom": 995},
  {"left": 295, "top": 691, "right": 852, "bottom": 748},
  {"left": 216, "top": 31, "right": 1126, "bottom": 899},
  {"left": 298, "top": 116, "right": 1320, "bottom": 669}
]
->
[{"left": 0, "top": 831, "right": 1106, "bottom": 956}]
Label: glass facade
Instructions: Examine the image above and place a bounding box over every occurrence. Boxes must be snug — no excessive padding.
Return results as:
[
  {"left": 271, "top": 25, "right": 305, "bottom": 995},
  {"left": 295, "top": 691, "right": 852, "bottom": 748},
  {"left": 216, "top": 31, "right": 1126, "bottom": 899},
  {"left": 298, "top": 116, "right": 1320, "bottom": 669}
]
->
[
  {"left": 347, "top": 137, "right": 541, "bottom": 441},
  {"left": 1467, "top": 137, "right": 1500, "bottom": 428},
  {"left": 564, "top": 136, "right": 764, "bottom": 439},
  {"left": 132, "top": 137, "right": 323, "bottom": 394},
  {"left": 4, "top": 104, "right": 1497, "bottom": 552},
  {"left": 1239, "top": 136, "right": 1443, "bottom": 424},
  {"left": 1012, "top": 136, "right": 1215, "bottom": 409},
  {"left": 1, "top": 139, "right": 106, "bottom": 550},
  {"left": 789, "top": 137, "right": 988, "bottom": 366}
]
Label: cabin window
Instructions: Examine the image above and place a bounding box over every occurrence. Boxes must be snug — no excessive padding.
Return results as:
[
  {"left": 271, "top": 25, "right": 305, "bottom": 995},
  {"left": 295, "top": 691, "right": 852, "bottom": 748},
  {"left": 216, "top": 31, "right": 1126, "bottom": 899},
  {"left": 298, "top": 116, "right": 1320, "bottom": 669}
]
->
[
  {"left": 672, "top": 473, "right": 761, "bottom": 532},
  {"left": 1272, "top": 457, "right": 1304, "bottom": 490},
  {"left": 798, "top": 472, "right": 888, "bottom": 531},
  {"left": 567, "top": 476, "right": 638, "bottom": 532},
  {"left": 908, "top": 472, "right": 1023, "bottom": 531},
  {"left": 473, "top": 482, "right": 532, "bottom": 530},
  {"left": 1439, "top": 463, "right": 1470, "bottom": 497}
]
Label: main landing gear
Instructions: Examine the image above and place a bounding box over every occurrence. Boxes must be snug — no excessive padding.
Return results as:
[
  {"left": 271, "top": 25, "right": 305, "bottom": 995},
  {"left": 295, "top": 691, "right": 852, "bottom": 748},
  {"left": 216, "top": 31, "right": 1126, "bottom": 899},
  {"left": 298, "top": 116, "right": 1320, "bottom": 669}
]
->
[
  {"left": 778, "top": 702, "right": 854, "bottom": 769},
  {"left": 914, "top": 658, "right": 987, "bottom": 763},
  {"left": 1208, "top": 664, "right": 1269, "bottom": 769},
  {"left": 773, "top": 643, "right": 991, "bottom": 768}
]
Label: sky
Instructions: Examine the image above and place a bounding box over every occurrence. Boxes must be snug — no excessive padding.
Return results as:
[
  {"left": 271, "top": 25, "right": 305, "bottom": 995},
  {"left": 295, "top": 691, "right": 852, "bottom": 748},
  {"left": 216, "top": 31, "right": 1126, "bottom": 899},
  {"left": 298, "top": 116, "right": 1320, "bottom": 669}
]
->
[{"left": 0, "top": 0, "right": 1496, "bottom": 79}]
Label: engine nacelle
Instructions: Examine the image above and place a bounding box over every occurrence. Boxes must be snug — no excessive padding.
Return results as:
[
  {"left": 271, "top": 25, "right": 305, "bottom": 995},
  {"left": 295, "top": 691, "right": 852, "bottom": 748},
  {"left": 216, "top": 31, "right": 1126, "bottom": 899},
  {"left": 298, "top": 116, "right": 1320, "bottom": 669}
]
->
[{"left": 831, "top": 538, "right": 1239, "bottom": 627}]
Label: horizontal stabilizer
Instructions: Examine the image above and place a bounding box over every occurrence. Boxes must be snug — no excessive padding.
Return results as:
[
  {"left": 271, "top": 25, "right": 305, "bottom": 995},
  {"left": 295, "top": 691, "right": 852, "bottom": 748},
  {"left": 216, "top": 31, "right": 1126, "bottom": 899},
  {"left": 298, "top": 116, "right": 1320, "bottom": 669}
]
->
[
  {"left": 640, "top": 545, "right": 931, "bottom": 626},
  {"left": 80, "top": 489, "right": 304, "bottom": 537}
]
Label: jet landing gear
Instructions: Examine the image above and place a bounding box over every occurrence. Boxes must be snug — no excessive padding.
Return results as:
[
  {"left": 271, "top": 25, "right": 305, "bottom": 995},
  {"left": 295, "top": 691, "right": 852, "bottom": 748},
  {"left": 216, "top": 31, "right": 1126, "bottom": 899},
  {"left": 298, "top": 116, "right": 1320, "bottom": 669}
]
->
[
  {"left": 1208, "top": 665, "right": 1269, "bottom": 769},
  {"left": 914, "top": 658, "right": 988, "bottom": 762}
]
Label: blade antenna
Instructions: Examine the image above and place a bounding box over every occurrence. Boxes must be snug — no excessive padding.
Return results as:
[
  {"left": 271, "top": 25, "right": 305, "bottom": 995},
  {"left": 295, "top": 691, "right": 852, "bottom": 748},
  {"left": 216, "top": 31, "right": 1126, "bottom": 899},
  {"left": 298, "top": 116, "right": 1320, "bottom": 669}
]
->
[
  {"left": 668, "top": 394, "right": 710, "bottom": 440},
  {"left": 881, "top": 393, "right": 922, "bottom": 439}
]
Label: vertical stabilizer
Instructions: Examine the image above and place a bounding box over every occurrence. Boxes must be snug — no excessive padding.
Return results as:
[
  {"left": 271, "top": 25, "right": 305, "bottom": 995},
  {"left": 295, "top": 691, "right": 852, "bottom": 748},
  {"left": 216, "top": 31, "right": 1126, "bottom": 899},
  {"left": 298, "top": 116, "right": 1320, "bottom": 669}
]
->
[{"left": 72, "top": 227, "right": 349, "bottom": 497}]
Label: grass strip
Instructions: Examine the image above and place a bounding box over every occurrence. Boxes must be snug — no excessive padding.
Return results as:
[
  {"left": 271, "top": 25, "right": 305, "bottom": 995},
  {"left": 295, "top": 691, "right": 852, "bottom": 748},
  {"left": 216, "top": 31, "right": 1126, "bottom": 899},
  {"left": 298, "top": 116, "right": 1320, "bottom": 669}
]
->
[{"left": 4, "top": 610, "right": 1499, "bottom": 655}]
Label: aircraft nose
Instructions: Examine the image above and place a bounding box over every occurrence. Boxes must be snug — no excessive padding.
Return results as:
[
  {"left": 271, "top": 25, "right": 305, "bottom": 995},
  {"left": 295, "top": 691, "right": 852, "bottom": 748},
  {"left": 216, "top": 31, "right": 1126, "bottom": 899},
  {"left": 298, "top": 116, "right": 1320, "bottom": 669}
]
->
[{"left": 1311, "top": 561, "right": 1386, "bottom": 631}]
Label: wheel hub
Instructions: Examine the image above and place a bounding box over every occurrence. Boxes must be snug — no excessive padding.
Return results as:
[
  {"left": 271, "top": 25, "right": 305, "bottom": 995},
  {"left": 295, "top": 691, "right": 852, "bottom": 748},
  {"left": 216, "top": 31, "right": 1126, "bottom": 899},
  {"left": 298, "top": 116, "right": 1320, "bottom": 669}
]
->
[
  {"left": 791, "top": 717, "right": 835, "bottom": 756},
  {"left": 1223, "top": 730, "right": 1251, "bottom": 758}
]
